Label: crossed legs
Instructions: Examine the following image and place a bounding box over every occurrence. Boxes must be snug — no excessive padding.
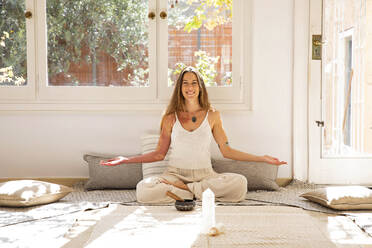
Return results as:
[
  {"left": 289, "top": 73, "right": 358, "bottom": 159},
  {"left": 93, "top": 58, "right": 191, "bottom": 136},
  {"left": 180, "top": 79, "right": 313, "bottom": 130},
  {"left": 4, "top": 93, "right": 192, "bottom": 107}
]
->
[{"left": 136, "top": 172, "right": 247, "bottom": 204}]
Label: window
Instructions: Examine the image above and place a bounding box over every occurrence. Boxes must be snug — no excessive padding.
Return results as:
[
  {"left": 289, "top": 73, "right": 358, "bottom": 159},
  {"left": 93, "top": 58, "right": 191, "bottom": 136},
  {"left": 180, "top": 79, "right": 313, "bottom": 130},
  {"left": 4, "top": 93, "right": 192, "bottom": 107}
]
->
[
  {"left": 38, "top": 0, "right": 156, "bottom": 101},
  {"left": 0, "top": 0, "right": 35, "bottom": 100},
  {"left": 159, "top": 0, "right": 243, "bottom": 101},
  {"left": 0, "top": 0, "right": 251, "bottom": 109}
]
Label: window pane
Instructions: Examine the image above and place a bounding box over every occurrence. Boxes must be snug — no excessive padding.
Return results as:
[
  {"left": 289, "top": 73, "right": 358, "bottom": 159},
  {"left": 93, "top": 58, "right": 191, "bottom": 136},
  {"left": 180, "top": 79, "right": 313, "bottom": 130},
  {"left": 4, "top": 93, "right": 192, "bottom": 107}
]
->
[
  {"left": 47, "top": 0, "right": 149, "bottom": 87},
  {"left": 322, "top": 0, "right": 372, "bottom": 157},
  {"left": 168, "top": 0, "right": 232, "bottom": 87},
  {"left": 0, "top": 0, "right": 27, "bottom": 86}
]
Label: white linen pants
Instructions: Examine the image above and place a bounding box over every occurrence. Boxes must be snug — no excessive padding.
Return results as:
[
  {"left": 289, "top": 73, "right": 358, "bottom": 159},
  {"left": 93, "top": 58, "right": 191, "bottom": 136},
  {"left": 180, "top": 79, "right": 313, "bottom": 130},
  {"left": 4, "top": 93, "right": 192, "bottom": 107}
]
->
[{"left": 136, "top": 166, "right": 247, "bottom": 203}]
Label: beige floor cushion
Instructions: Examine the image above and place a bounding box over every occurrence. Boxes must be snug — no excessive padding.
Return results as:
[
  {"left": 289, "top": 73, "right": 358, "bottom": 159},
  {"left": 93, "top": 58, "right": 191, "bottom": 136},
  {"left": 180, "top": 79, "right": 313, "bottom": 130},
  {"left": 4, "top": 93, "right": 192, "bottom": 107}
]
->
[
  {"left": 300, "top": 186, "right": 372, "bottom": 210},
  {"left": 0, "top": 180, "right": 73, "bottom": 207}
]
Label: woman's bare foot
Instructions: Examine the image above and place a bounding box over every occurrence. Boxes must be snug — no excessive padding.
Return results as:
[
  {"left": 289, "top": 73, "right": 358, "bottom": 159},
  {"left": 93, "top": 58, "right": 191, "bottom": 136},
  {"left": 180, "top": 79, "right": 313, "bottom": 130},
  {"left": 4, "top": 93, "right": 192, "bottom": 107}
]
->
[{"left": 161, "top": 179, "right": 191, "bottom": 192}]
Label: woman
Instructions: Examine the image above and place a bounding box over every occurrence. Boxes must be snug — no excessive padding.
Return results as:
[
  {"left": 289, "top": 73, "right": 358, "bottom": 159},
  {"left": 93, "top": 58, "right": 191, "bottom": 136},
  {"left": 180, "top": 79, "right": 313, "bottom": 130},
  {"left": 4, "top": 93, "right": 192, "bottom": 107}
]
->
[{"left": 101, "top": 66, "right": 287, "bottom": 203}]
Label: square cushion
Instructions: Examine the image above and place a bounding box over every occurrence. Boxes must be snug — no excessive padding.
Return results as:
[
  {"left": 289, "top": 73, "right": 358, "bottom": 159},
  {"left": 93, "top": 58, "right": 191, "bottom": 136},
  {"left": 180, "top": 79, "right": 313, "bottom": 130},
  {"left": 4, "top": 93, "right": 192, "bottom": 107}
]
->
[
  {"left": 83, "top": 154, "right": 143, "bottom": 190},
  {"left": 211, "top": 159, "right": 280, "bottom": 191},
  {"left": 0, "top": 180, "right": 73, "bottom": 207},
  {"left": 141, "top": 134, "right": 168, "bottom": 179},
  {"left": 300, "top": 186, "right": 372, "bottom": 210}
]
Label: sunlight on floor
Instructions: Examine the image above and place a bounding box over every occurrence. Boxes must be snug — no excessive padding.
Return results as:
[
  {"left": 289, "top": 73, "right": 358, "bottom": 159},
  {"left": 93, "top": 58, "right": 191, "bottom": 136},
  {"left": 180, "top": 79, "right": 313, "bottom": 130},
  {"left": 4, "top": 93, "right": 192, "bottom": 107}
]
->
[
  {"left": 0, "top": 212, "right": 81, "bottom": 248},
  {"left": 84, "top": 206, "right": 205, "bottom": 248},
  {"left": 327, "top": 216, "right": 372, "bottom": 245},
  {"left": 51, "top": 205, "right": 372, "bottom": 248},
  {"left": 63, "top": 204, "right": 117, "bottom": 240}
]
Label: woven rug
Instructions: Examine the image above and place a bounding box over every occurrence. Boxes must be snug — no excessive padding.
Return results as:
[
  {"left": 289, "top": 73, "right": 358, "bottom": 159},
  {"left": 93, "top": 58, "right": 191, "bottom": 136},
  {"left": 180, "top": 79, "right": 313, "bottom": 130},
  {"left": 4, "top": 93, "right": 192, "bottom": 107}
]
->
[
  {"left": 63, "top": 205, "right": 337, "bottom": 248},
  {"left": 66, "top": 180, "right": 339, "bottom": 213},
  {"left": 2, "top": 180, "right": 372, "bottom": 246},
  {"left": 66, "top": 180, "right": 372, "bottom": 216},
  {"left": 0, "top": 201, "right": 108, "bottom": 247},
  {"left": 65, "top": 182, "right": 265, "bottom": 206},
  {"left": 65, "top": 180, "right": 372, "bottom": 238},
  {"left": 0, "top": 201, "right": 108, "bottom": 227}
]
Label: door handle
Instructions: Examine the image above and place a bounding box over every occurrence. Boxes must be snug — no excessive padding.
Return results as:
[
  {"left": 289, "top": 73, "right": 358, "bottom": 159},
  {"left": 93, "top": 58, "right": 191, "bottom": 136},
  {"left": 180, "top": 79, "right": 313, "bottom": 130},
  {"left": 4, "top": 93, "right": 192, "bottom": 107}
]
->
[{"left": 315, "top": 120, "right": 324, "bottom": 127}]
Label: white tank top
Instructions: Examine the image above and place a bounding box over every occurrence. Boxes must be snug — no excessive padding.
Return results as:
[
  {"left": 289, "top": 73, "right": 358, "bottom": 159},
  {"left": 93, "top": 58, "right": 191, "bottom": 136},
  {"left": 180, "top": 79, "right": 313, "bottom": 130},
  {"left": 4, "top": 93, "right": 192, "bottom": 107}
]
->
[{"left": 168, "top": 111, "right": 212, "bottom": 170}]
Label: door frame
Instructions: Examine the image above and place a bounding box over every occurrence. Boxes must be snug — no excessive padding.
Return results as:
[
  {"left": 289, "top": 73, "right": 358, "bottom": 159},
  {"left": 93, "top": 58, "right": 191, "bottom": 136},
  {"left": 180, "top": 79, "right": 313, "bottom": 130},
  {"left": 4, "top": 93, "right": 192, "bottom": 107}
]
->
[
  {"left": 293, "top": 0, "right": 310, "bottom": 182},
  {"left": 305, "top": 0, "right": 372, "bottom": 185}
]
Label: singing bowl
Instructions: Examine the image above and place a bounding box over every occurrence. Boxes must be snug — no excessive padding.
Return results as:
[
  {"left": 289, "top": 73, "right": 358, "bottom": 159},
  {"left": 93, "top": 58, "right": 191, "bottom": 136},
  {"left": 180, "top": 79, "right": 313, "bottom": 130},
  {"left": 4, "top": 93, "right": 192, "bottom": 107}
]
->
[{"left": 175, "top": 199, "right": 195, "bottom": 211}]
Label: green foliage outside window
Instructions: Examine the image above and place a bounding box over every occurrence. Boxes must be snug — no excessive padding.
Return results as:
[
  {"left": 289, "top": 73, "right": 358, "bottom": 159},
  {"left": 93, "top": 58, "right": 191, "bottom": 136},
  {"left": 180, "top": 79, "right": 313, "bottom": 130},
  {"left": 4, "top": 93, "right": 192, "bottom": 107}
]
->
[
  {"left": 169, "top": 50, "right": 220, "bottom": 87},
  {"left": 47, "top": 0, "right": 148, "bottom": 86},
  {"left": 0, "top": 0, "right": 232, "bottom": 86},
  {"left": 168, "top": 0, "right": 232, "bottom": 86},
  {"left": 0, "top": 0, "right": 27, "bottom": 86},
  {"left": 183, "top": 0, "right": 232, "bottom": 32}
]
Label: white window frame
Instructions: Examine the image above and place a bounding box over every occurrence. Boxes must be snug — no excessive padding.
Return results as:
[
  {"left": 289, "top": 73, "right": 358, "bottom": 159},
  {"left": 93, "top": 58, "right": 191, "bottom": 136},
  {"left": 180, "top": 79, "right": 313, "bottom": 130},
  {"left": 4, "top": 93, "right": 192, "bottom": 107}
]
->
[
  {"left": 0, "top": 0, "right": 252, "bottom": 111},
  {"left": 0, "top": 0, "right": 36, "bottom": 100},
  {"left": 37, "top": 0, "right": 157, "bottom": 102}
]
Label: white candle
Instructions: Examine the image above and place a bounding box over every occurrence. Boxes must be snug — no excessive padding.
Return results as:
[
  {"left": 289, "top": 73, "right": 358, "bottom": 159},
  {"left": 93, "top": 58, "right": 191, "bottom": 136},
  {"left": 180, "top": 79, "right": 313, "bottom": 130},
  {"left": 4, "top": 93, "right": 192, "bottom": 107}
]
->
[{"left": 201, "top": 188, "right": 215, "bottom": 233}]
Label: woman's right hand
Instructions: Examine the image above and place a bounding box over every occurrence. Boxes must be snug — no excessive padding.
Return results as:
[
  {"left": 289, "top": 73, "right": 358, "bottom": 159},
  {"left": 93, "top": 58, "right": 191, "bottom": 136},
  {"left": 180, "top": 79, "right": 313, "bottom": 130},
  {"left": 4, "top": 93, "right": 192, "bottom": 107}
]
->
[{"left": 100, "top": 156, "right": 128, "bottom": 166}]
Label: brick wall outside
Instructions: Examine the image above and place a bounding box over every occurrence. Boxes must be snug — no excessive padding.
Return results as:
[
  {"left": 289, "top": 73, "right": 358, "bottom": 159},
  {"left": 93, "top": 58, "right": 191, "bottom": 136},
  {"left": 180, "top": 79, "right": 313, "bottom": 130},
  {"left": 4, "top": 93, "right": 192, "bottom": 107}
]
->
[
  {"left": 168, "top": 23, "right": 232, "bottom": 85},
  {"left": 49, "top": 23, "right": 232, "bottom": 87}
]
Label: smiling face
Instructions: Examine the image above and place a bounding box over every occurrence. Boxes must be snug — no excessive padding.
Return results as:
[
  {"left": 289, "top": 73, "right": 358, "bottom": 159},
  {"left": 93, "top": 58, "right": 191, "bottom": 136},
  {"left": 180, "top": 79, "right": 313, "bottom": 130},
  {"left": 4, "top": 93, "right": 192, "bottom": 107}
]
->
[
  {"left": 164, "top": 67, "right": 210, "bottom": 115},
  {"left": 181, "top": 72, "right": 200, "bottom": 101}
]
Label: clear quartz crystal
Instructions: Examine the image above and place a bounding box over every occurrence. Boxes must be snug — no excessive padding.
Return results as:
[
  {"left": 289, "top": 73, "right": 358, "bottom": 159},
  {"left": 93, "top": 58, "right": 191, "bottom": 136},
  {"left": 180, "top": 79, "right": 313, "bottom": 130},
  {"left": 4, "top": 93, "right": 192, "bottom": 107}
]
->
[{"left": 201, "top": 188, "right": 215, "bottom": 233}]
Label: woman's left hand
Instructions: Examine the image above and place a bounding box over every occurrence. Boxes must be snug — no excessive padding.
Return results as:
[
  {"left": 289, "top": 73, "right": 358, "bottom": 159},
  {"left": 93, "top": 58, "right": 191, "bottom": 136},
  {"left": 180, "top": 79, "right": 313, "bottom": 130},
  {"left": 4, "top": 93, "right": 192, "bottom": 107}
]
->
[
  {"left": 100, "top": 156, "right": 128, "bottom": 166},
  {"left": 261, "top": 155, "right": 287, "bottom": 166}
]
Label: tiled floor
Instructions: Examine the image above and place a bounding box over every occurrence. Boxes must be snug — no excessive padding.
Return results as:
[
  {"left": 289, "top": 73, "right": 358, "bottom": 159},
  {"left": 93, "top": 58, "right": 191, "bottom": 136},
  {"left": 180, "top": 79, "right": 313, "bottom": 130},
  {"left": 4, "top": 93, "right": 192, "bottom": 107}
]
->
[{"left": 307, "top": 210, "right": 372, "bottom": 248}]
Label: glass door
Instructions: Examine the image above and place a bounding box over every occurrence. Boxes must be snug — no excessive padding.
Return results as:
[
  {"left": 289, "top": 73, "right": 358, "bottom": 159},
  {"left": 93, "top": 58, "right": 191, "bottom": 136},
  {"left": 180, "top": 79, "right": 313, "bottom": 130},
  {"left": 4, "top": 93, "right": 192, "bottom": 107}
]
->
[{"left": 309, "top": 0, "right": 372, "bottom": 184}]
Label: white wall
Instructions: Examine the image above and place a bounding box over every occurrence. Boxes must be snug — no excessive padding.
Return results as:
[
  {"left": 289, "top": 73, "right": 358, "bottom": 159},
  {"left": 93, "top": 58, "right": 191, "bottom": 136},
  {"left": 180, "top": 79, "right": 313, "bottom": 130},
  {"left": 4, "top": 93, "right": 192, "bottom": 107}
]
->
[{"left": 0, "top": 0, "right": 294, "bottom": 179}]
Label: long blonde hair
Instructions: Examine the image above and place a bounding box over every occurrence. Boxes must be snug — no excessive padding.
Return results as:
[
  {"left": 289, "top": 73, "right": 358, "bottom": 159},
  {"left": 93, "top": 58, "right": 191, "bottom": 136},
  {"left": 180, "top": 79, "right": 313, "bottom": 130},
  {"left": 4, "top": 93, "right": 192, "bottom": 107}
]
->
[{"left": 160, "top": 66, "right": 211, "bottom": 130}]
